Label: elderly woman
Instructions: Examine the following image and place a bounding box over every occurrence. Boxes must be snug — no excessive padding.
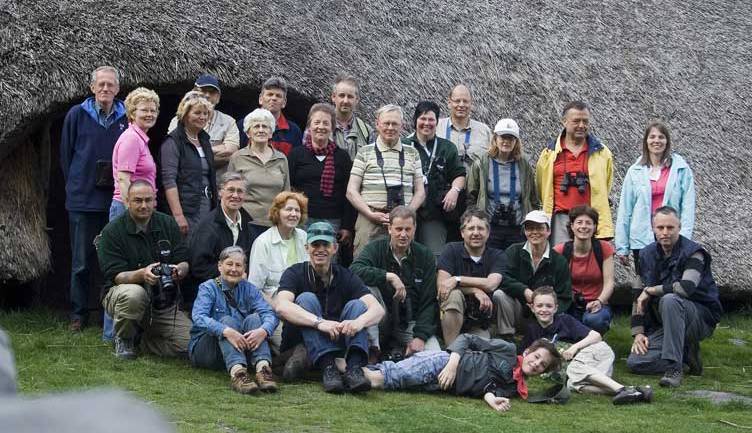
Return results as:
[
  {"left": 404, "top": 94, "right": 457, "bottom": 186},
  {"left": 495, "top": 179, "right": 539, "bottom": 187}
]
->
[
  {"left": 190, "top": 246, "right": 279, "bottom": 394},
  {"left": 467, "top": 118, "right": 539, "bottom": 251},
  {"left": 616, "top": 121, "right": 696, "bottom": 275},
  {"left": 161, "top": 91, "right": 217, "bottom": 236},
  {"left": 109, "top": 87, "right": 160, "bottom": 220},
  {"left": 288, "top": 103, "right": 356, "bottom": 248},
  {"left": 228, "top": 108, "right": 290, "bottom": 235},
  {"left": 553, "top": 205, "right": 615, "bottom": 334}
]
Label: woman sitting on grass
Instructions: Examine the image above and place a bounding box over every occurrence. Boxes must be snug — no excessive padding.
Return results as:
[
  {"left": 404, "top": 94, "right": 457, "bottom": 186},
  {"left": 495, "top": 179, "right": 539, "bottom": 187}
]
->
[
  {"left": 355, "top": 334, "right": 562, "bottom": 412},
  {"left": 189, "top": 246, "right": 279, "bottom": 394},
  {"left": 520, "top": 287, "right": 652, "bottom": 405}
]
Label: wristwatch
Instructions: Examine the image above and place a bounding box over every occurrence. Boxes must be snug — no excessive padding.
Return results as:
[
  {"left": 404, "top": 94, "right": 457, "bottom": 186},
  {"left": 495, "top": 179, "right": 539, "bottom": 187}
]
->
[
  {"left": 313, "top": 317, "right": 324, "bottom": 329},
  {"left": 452, "top": 186, "right": 463, "bottom": 193},
  {"left": 454, "top": 276, "right": 462, "bottom": 284}
]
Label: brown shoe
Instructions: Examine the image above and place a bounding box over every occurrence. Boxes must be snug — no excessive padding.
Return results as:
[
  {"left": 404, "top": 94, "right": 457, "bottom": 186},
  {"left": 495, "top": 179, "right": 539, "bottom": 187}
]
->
[
  {"left": 256, "top": 366, "right": 278, "bottom": 392},
  {"left": 231, "top": 368, "right": 258, "bottom": 394},
  {"left": 69, "top": 319, "right": 83, "bottom": 333}
]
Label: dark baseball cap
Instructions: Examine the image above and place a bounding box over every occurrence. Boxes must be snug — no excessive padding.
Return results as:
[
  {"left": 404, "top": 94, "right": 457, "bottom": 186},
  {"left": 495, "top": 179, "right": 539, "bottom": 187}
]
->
[{"left": 195, "top": 74, "right": 220, "bottom": 91}]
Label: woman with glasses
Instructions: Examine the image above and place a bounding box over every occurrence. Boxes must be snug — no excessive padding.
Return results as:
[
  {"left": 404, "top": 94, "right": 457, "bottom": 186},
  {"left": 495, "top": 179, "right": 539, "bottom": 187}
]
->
[
  {"left": 467, "top": 118, "right": 539, "bottom": 251},
  {"left": 188, "top": 171, "right": 258, "bottom": 305}
]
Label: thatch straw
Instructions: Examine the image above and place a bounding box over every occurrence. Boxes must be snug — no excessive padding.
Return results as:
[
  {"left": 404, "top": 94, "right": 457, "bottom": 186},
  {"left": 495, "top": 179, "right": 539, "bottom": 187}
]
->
[{"left": 0, "top": 0, "right": 750, "bottom": 289}]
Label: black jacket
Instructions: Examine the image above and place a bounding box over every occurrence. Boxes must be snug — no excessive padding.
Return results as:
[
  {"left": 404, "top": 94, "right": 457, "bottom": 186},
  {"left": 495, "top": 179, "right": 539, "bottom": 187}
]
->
[
  {"left": 448, "top": 334, "right": 519, "bottom": 398},
  {"left": 188, "top": 207, "right": 257, "bottom": 284}
]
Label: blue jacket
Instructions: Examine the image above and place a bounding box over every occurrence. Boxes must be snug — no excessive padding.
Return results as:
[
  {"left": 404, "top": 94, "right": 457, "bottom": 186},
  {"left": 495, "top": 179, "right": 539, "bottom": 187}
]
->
[
  {"left": 189, "top": 278, "right": 279, "bottom": 354},
  {"left": 639, "top": 236, "right": 722, "bottom": 328},
  {"left": 615, "top": 153, "right": 695, "bottom": 255},
  {"left": 60, "top": 97, "right": 128, "bottom": 212}
]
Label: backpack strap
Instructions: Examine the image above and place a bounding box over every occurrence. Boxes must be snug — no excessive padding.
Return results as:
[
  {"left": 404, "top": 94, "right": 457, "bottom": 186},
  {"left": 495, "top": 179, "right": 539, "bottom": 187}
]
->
[{"left": 591, "top": 238, "right": 604, "bottom": 272}]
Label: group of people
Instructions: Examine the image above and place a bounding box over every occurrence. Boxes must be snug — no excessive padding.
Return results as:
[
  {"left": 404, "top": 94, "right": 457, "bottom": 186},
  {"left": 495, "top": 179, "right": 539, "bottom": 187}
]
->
[{"left": 58, "top": 65, "right": 720, "bottom": 411}]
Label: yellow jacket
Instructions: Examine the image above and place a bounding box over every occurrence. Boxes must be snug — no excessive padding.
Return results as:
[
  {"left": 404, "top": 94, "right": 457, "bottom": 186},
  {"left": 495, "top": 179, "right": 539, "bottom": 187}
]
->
[{"left": 535, "top": 131, "right": 614, "bottom": 238}]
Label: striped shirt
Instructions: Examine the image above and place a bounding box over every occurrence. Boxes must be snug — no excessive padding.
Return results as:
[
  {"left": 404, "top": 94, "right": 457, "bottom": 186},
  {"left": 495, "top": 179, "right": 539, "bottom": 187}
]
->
[{"left": 350, "top": 137, "right": 423, "bottom": 209}]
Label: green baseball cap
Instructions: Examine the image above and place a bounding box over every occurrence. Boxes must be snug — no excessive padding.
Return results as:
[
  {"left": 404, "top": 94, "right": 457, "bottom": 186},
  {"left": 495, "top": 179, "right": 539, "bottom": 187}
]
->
[{"left": 307, "top": 221, "right": 336, "bottom": 244}]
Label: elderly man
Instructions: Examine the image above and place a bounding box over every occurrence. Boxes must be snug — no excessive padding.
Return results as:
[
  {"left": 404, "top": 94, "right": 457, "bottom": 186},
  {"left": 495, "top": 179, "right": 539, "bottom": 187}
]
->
[
  {"left": 168, "top": 74, "right": 240, "bottom": 180},
  {"left": 331, "top": 74, "right": 373, "bottom": 159},
  {"left": 436, "top": 84, "right": 492, "bottom": 168},
  {"left": 350, "top": 206, "right": 440, "bottom": 362},
  {"left": 238, "top": 76, "right": 302, "bottom": 154},
  {"left": 627, "top": 206, "right": 721, "bottom": 388},
  {"left": 60, "top": 66, "right": 129, "bottom": 332},
  {"left": 96, "top": 180, "right": 192, "bottom": 360},
  {"left": 437, "top": 208, "right": 507, "bottom": 345},
  {"left": 497, "top": 210, "right": 572, "bottom": 337},
  {"left": 347, "top": 104, "right": 426, "bottom": 256},
  {"left": 403, "top": 100, "right": 466, "bottom": 256},
  {"left": 275, "top": 222, "right": 385, "bottom": 393},
  {"left": 536, "top": 101, "right": 614, "bottom": 246},
  {"left": 188, "top": 171, "right": 257, "bottom": 298}
]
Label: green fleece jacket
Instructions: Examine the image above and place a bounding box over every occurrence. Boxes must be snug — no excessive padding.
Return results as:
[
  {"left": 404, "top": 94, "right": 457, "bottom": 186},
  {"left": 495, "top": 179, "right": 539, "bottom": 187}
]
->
[
  {"left": 501, "top": 242, "right": 572, "bottom": 312},
  {"left": 350, "top": 237, "right": 438, "bottom": 341}
]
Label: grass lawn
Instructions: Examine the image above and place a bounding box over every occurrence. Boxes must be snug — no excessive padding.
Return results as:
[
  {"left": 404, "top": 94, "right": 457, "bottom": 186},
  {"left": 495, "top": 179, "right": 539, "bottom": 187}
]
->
[{"left": 2, "top": 309, "right": 752, "bottom": 433}]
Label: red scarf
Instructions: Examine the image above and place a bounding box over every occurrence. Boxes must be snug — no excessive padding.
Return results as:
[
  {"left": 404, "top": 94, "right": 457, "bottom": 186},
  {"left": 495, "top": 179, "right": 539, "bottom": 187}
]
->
[
  {"left": 512, "top": 355, "right": 528, "bottom": 399},
  {"left": 304, "top": 131, "right": 337, "bottom": 198}
]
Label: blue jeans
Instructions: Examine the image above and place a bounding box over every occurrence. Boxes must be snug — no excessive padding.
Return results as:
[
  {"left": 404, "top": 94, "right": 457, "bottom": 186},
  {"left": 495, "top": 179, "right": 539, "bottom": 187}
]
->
[
  {"left": 568, "top": 305, "right": 613, "bottom": 335},
  {"left": 295, "top": 292, "right": 369, "bottom": 365},
  {"left": 102, "top": 199, "right": 127, "bottom": 340},
  {"left": 375, "top": 350, "right": 450, "bottom": 391},
  {"left": 68, "top": 211, "right": 109, "bottom": 321},
  {"left": 190, "top": 314, "right": 272, "bottom": 371}
]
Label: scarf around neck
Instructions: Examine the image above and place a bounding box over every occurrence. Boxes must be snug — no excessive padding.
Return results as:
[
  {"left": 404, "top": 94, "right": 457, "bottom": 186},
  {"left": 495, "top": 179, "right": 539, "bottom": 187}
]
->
[{"left": 304, "top": 131, "right": 337, "bottom": 197}]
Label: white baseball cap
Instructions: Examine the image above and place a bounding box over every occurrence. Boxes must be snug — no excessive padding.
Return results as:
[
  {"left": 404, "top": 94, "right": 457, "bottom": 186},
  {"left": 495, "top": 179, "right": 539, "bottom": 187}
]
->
[
  {"left": 523, "top": 210, "right": 550, "bottom": 226},
  {"left": 493, "top": 118, "right": 520, "bottom": 139}
]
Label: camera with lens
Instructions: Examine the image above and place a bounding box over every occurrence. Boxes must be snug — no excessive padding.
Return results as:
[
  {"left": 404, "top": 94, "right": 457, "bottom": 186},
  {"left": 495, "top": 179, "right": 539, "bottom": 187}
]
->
[
  {"left": 385, "top": 184, "right": 405, "bottom": 212},
  {"left": 573, "top": 292, "right": 587, "bottom": 312},
  {"left": 559, "top": 171, "right": 589, "bottom": 194},
  {"left": 150, "top": 240, "right": 178, "bottom": 310},
  {"left": 491, "top": 202, "right": 517, "bottom": 227}
]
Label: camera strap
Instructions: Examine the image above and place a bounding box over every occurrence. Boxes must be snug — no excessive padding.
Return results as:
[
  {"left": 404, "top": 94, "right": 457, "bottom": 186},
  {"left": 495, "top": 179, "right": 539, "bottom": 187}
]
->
[
  {"left": 417, "top": 137, "right": 437, "bottom": 179},
  {"left": 216, "top": 278, "right": 249, "bottom": 318},
  {"left": 491, "top": 159, "right": 517, "bottom": 205},
  {"left": 445, "top": 123, "right": 471, "bottom": 159},
  {"left": 375, "top": 143, "right": 404, "bottom": 195}
]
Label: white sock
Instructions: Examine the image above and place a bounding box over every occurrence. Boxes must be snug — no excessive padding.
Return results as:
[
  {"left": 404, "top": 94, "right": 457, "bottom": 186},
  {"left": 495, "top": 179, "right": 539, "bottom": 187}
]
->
[
  {"left": 229, "top": 364, "right": 246, "bottom": 377},
  {"left": 256, "top": 360, "right": 270, "bottom": 372}
]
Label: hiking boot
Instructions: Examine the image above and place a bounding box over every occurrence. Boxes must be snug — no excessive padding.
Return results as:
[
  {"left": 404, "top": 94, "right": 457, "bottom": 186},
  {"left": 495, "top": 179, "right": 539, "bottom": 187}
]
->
[
  {"left": 686, "top": 340, "right": 703, "bottom": 376},
  {"left": 322, "top": 364, "right": 345, "bottom": 394},
  {"left": 113, "top": 337, "right": 137, "bottom": 360},
  {"left": 659, "top": 368, "right": 683, "bottom": 388},
  {"left": 613, "top": 385, "right": 653, "bottom": 405},
  {"left": 69, "top": 318, "right": 83, "bottom": 333},
  {"left": 282, "top": 344, "right": 309, "bottom": 381},
  {"left": 343, "top": 367, "right": 371, "bottom": 393},
  {"left": 231, "top": 368, "right": 259, "bottom": 394},
  {"left": 255, "top": 366, "right": 278, "bottom": 392}
]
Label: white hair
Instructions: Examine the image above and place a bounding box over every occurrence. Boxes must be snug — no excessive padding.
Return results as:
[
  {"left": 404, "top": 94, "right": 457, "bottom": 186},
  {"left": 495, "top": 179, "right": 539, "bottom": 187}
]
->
[
  {"left": 375, "top": 104, "right": 403, "bottom": 120},
  {"left": 90, "top": 66, "right": 120, "bottom": 86},
  {"left": 243, "top": 108, "right": 276, "bottom": 134}
]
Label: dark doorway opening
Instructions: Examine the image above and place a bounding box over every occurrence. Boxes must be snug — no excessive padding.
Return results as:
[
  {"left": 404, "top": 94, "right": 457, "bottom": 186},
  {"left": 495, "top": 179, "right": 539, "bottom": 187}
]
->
[{"left": 37, "top": 82, "right": 316, "bottom": 316}]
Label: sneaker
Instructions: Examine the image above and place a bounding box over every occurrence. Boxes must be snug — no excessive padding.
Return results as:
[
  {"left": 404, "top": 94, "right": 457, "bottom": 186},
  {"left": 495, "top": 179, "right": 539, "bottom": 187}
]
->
[
  {"left": 113, "top": 337, "right": 136, "bottom": 360},
  {"left": 659, "top": 368, "right": 683, "bottom": 388},
  {"left": 255, "top": 366, "right": 278, "bottom": 392},
  {"left": 231, "top": 369, "right": 259, "bottom": 394},
  {"left": 322, "top": 364, "right": 345, "bottom": 394},
  {"left": 686, "top": 340, "right": 703, "bottom": 376},
  {"left": 343, "top": 367, "right": 371, "bottom": 393},
  {"left": 69, "top": 318, "right": 83, "bottom": 333},
  {"left": 283, "top": 344, "right": 309, "bottom": 381},
  {"left": 613, "top": 385, "right": 652, "bottom": 405}
]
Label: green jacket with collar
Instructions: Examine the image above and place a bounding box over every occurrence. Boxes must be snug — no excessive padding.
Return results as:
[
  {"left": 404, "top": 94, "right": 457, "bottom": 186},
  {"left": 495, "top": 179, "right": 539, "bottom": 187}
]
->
[{"left": 501, "top": 242, "right": 572, "bottom": 312}]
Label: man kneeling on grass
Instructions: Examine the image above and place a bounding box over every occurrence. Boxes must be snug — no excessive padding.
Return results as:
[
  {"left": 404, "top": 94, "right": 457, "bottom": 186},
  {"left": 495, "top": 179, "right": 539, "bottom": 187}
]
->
[
  {"left": 520, "top": 287, "right": 652, "bottom": 405},
  {"left": 275, "top": 222, "right": 385, "bottom": 393},
  {"left": 189, "top": 246, "right": 279, "bottom": 394},
  {"left": 358, "top": 334, "right": 561, "bottom": 412}
]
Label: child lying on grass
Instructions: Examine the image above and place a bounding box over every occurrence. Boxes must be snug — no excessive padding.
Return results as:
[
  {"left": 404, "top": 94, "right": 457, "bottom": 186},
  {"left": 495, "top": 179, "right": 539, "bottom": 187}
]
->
[
  {"left": 354, "top": 334, "right": 561, "bottom": 412},
  {"left": 520, "top": 286, "right": 653, "bottom": 405}
]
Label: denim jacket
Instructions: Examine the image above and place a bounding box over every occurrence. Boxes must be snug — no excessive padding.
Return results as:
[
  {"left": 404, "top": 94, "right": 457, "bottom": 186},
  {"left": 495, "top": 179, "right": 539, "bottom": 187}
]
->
[{"left": 189, "top": 278, "right": 278, "bottom": 354}]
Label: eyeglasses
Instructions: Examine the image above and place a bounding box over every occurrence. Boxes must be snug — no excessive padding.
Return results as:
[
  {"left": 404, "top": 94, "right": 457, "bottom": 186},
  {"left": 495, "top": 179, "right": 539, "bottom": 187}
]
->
[{"left": 223, "top": 187, "right": 246, "bottom": 196}]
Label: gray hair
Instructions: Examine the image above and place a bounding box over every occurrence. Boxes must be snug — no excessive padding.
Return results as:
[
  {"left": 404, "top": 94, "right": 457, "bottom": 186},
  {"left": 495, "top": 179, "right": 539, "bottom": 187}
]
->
[
  {"left": 218, "top": 246, "right": 247, "bottom": 264},
  {"left": 332, "top": 73, "right": 360, "bottom": 96},
  {"left": 243, "top": 108, "right": 276, "bottom": 135},
  {"left": 375, "top": 104, "right": 404, "bottom": 121},
  {"left": 90, "top": 66, "right": 120, "bottom": 86},
  {"left": 219, "top": 171, "right": 249, "bottom": 190},
  {"left": 262, "top": 76, "right": 288, "bottom": 96}
]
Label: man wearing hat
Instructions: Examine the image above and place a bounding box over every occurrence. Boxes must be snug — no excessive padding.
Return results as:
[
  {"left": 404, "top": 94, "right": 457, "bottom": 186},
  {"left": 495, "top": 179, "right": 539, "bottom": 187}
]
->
[
  {"left": 496, "top": 210, "right": 572, "bottom": 337},
  {"left": 168, "top": 74, "right": 240, "bottom": 180},
  {"left": 274, "top": 222, "right": 385, "bottom": 393}
]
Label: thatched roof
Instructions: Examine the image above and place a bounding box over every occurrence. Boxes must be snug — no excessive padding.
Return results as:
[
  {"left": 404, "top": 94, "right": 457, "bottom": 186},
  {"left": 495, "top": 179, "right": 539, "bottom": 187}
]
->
[{"left": 1, "top": 0, "right": 750, "bottom": 289}]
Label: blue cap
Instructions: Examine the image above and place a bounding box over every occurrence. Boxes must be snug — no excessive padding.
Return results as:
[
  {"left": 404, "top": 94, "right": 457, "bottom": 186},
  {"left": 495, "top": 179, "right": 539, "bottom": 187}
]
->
[
  {"left": 307, "top": 221, "right": 336, "bottom": 244},
  {"left": 195, "top": 74, "right": 220, "bottom": 91}
]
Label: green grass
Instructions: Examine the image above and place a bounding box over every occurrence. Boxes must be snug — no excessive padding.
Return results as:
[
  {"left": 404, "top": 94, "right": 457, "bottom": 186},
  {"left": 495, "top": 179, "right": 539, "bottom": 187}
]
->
[{"left": 2, "top": 309, "right": 752, "bottom": 432}]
